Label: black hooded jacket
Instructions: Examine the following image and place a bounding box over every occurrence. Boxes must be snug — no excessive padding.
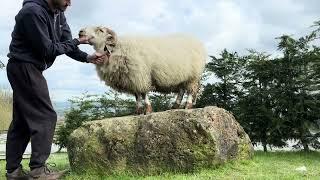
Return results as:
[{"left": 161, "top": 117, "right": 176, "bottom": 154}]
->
[{"left": 7, "top": 0, "right": 88, "bottom": 70}]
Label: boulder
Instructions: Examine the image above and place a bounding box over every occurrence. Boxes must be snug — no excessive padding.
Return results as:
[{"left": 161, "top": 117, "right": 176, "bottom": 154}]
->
[{"left": 67, "top": 106, "right": 253, "bottom": 175}]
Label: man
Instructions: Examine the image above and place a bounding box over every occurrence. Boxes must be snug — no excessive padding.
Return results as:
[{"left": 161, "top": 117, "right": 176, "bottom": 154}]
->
[{"left": 5, "top": 0, "right": 106, "bottom": 179}]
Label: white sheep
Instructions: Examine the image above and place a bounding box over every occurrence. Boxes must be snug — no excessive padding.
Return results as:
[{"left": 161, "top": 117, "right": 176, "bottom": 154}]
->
[{"left": 79, "top": 26, "right": 206, "bottom": 114}]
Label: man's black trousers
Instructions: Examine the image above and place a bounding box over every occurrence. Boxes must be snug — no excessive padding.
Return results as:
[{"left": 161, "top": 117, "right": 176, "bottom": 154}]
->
[{"left": 6, "top": 60, "right": 57, "bottom": 172}]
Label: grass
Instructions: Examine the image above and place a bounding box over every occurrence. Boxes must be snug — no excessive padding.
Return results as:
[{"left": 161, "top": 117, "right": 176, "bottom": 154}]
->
[
  {"left": 0, "top": 89, "right": 12, "bottom": 131},
  {"left": 0, "top": 151, "right": 319, "bottom": 179}
]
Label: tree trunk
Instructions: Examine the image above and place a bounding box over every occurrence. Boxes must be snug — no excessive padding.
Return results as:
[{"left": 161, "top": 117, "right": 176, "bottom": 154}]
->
[
  {"left": 302, "top": 140, "right": 309, "bottom": 152},
  {"left": 262, "top": 143, "right": 268, "bottom": 152},
  {"left": 299, "top": 126, "right": 309, "bottom": 152},
  {"left": 262, "top": 130, "right": 268, "bottom": 152},
  {"left": 262, "top": 129, "right": 268, "bottom": 152}
]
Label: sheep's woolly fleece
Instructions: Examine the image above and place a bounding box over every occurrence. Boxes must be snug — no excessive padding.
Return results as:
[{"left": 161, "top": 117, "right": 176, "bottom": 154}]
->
[{"left": 95, "top": 34, "right": 206, "bottom": 95}]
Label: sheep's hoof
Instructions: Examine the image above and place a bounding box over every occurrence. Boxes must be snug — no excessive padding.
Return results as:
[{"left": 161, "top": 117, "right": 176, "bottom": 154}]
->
[
  {"left": 145, "top": 104, "right": 153, "bottom": 115},
  {"left": 136, "top": 107, "right": 144, "bottom": 115},
  {"left": 172, "top": 103, "right": 181, "bottom": 109},
  {"left": 185, "top": 103, "right": 193, "bottom": 109}
]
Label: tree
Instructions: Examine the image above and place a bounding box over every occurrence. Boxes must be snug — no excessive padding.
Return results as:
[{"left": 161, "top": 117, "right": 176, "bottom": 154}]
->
[
  {"left": 149, "top": 93, "right": 174, "bottom": 112},
  {"left": 238, "top": 51, "right": 286, "bottom": 152},
  {"left": 273, "top": 27, "right": 320, "bottom": 151},
  {"left": 196, "top": 20, "right": 320, "bottom": 151},
  {"left": 54, "top": 90, "right": 136, "bottom": 151},
  {"left": 196, "top": 49, "right": 245, "bottom": 111}
]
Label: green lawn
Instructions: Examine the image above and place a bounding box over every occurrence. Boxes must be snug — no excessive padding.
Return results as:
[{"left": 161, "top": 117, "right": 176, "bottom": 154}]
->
[{"left": 1, "top": 151, "right": 319, "bottom": 179}]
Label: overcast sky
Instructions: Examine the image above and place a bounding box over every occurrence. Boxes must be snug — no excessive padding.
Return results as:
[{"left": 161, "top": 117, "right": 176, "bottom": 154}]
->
[{"left": 0, "top": 0, "right": 319, "bottom": 102}]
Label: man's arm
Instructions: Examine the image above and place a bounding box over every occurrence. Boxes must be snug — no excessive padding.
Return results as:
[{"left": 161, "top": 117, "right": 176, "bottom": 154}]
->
[
  {"left": 60, "top": 14, "right": 89, "bottom": 63},
  {"left": 21, "top": 8, "right": 82, "bottom": 61}
]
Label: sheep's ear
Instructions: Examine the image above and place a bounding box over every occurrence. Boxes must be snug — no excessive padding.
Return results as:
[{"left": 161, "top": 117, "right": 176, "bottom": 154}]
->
[
  {"left": 105, "top": 28, "right": 117, "bottom": 43},
  {"left": 104, "top": 45, "right": 111, "bottom": 54}
]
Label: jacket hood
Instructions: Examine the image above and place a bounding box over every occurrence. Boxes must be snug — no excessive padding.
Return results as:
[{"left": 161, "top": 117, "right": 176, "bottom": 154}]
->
[{"left": 23, "top": 0, "right": 50, "bottom": 11}]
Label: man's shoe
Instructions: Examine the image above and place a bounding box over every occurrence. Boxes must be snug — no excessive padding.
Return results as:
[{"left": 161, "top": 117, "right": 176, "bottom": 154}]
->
[
  {"left": 6, "top": 166, "right": 29, "bottom": 180},
  {"left": 28, "top": 163, "right": 68, "bottom": 180}
]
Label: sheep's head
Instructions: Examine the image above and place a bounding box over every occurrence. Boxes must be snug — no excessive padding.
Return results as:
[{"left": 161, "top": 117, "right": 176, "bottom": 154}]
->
[{"left": 78, "top": 26, "right": 117, "bottom": 54}]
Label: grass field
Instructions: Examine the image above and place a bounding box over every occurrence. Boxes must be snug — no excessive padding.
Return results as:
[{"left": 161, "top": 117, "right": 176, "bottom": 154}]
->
[
  {"left": 1, "top": 151, "right": 319, "bottom": 179},
  {"left": 0, "top": 89, "right": 12, "bottom": 131}
]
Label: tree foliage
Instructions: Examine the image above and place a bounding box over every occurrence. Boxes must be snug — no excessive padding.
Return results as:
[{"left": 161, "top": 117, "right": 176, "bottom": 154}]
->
[
  {"left": 55, "top": 90, "right": 136, "bottom": 150},
  {"left": 196, "top": 21, "right": 320, "bottom": 151}
]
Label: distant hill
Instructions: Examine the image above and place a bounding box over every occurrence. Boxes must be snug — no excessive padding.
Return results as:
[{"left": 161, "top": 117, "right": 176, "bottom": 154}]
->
[{"left": 52, "top": 101, "right": 71, "bottom": 120}]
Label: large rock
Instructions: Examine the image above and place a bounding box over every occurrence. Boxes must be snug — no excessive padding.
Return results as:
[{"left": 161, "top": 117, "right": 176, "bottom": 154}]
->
[{"left": 67, "top": 106, "right": 253, "bottom": 175}]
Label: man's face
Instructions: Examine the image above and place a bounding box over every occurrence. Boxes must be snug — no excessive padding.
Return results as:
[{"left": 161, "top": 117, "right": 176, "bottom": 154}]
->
[{"left": 51, "top": 0, "right": 71, "bottom": 11}]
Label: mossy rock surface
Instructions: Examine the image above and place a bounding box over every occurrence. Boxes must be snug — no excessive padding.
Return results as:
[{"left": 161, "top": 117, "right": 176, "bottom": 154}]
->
[{"left": 67, "top": 106, "right": 253, "bottom": 175}]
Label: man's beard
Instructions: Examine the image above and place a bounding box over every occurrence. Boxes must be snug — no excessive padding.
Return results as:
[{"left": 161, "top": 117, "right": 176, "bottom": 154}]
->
[{"left": 51, "top": 0, "right": 68, "bottom": 11}]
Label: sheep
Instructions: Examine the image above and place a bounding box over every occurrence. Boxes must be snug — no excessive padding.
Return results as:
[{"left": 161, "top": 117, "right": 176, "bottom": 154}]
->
[{"left": 78, "top": 26, "right": 206, "bottom": 114}]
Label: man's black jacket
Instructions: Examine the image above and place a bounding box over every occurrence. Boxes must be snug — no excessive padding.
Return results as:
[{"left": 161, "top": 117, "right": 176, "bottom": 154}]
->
[{"left": 8, "top": 0, "right": 88, "bottom": 70}]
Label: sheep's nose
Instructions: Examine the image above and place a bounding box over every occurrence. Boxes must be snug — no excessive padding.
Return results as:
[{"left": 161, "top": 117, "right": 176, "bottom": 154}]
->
[{"left": 79, "top": 30, "right": 84, "bottom": 34}]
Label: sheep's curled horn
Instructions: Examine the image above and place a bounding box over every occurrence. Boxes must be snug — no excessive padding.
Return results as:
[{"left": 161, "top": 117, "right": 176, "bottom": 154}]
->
[{"left": 104, "top": 28, "right": 117, "bottom": 54}]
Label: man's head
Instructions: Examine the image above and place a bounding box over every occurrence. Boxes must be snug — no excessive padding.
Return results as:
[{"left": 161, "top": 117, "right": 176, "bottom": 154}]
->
[{"left": 49, "top": 0, "right": 71, "bottom": 12}]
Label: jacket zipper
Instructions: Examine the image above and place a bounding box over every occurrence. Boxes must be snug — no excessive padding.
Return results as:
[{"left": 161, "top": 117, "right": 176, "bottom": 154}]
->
[
  {"left": 54, "top": 14, "right": 58, "bottom": 31},
  {"left": 43, "top": 14, "right": 59, "bottom": 70}
]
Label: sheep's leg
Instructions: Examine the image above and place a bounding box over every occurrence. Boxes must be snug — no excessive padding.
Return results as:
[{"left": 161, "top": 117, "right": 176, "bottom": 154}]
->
[
  {"left": 142, "top": 93, "right": 152, "bottom": 114},
  {"left": 185, "top": 80, "right": 200, "bottom": 109},
  {"left": 172, "top": 89, "right": 185, "bottom": 109},
  {"left": 185, "top": 92, "right": 193, "bottom": 109},
  {"left": 135, "top": 93, "right": 144, "bottom": 115},
  {"left": 192, "top": 81, "right": 201, "bottom": 106},
  {"left": 192, "top": 93, "right": 198, "bottom": 106}
]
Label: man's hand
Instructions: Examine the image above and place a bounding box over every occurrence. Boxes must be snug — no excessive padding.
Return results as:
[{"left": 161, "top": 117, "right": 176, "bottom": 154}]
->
[{"left": 87, "top": 52, "right": 108, "bottom": 65}]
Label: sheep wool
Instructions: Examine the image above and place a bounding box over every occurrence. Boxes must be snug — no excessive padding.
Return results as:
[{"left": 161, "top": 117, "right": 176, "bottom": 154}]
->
[
  {"left": 79, "top": 26, "right": 206, "bottom": 112},
  {"left": 96, "top": 34, "right": 206, "bottom": 95}
]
